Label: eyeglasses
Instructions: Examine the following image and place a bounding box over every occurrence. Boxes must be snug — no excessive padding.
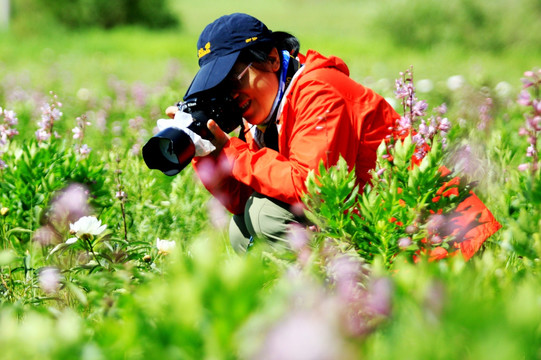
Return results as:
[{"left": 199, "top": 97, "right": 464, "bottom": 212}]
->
[{"left": 226, "top": 62, "right": 253, "bottom": 90}]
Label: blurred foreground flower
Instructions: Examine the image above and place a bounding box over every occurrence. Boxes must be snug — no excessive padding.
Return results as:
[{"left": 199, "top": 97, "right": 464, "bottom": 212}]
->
[
  {"left": 67, "top": 216, "right": 107, "bottom": 243},
  {"left": 32, "top": 225, "right": 61, "bottom": 246},
  {"left": 156, "top": 238, "right": 176, "bottom": 255},
  {"left": 38, "top": 267, "right": 61, "bottom": 294},
  {"left": 49, "top": 183, "right": 91, "bottom": 228}
]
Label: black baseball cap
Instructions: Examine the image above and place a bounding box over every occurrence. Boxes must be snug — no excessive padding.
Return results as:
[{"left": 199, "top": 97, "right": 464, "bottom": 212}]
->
[{"left": 184, "top": 13, "right": 273, "bottom": 99}]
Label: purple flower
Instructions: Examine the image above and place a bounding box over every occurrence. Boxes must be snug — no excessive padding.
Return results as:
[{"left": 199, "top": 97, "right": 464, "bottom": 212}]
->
[
  {"left": 396, "top": 115, "right": 412, "bottom": 132},
  {"left": 398, "top": 237, "right": 412, "bottom": 248},
  {"left": 412, "top": 133, "right": 425, "bottom": 147},
  {"left": 529, "top": 116, "right": 541, "bottom": 131},
  {"left": 115, "top": 190, "right": 127, "bottom": 201},
  {"left": 438, "top": 117, "right": 451, "bottom": 133},
  {"left": 36, "top": 93, "right": 63, "bottom": 143},
  {"left": 35, "top": 129, "right": 51, "bottom": 142},
  {"left": 32, "top": 225, "right": 61, "bottom": 246},
  {"left": 394, "top": 79, "right": 410, "bottom": 99},
  {"left": 364, "top": 277, "right": 393, "bottom": 317},
  {"left": 413, "top": 100, "right": 428, "bottom": 117},
  {"left": 72, "top": 126, "right": 82, "bottom": 139},
  {"left": 434, "top": 103, "right": 448, "bottom": 115},
  {"left": 49, "top": 183, "right": 91, "bottom": 227},
  {"left": 430, "top": 235, "right": 443, "bottom": 244},
  {"left": 3, "top": 109, "right": 18, "bottom": 126},
  {"left": 526, "top": 145, "right": 536, "bottom": 157},
  {"left": 286, "top": 223, "right": 310, "bottom": 251},
  {"left": 427, "top": 214, "right": 446, "bottom": 234},
  {"left": 77, "top": 144, "right": 92, "bottom": 157}
]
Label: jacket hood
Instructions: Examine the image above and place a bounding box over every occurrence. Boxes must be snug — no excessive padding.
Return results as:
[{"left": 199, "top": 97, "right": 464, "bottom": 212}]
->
[{"left": 300, "top": 49, "right": 350, "bottom": 77}]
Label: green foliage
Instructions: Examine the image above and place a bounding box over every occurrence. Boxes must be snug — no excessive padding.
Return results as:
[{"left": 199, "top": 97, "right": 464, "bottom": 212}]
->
[
  {"left": 373, "top": 0, "right": 541, "bottom": 52},
  {"left": 305, "top": 136, "right": 473, "bottom": 268},
  {"left": 35, "top": 0, "right": 180, "bottom": 29},
  {"left": 363, "top": 253, "right": 541, "bottom": 360},
  {"left": 0, "top": 140, "right": 108, "bottom": 241}
]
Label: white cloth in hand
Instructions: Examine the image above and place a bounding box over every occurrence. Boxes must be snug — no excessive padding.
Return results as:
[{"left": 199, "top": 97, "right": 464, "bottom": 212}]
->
[{"left": 156, "top": 111, "right": 216, "bottom": 157}]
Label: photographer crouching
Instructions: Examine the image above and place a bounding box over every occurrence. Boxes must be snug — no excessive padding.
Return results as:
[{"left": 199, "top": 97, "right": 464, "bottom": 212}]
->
[{"left": 143, "top": 13, "right": 400, "bottom": 254}]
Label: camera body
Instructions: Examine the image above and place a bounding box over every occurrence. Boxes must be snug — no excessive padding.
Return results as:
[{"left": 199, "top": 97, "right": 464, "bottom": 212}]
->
[{"left": 142, "top": 92, "right": 243, "bottom": 176}]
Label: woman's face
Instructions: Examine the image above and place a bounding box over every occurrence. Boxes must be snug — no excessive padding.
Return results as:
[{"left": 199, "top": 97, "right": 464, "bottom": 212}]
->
[{"left": 227, "top": 48, "right": 281, "bottom": 126}]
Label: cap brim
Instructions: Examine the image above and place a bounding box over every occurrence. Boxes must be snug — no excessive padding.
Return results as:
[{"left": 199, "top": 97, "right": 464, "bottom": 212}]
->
[{"left": 184, "top": 51, "right": 240, "bottom": 99}]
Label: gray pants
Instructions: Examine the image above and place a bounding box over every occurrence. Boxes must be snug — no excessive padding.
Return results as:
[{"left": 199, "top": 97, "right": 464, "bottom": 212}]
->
[{"left": 229, "top": 193, "right": 305, "bottom": 254}]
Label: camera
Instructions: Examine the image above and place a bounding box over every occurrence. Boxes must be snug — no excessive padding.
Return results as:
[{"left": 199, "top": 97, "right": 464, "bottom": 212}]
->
[{"left": 142, "top": 92, "right": 243, "bottom": 176}]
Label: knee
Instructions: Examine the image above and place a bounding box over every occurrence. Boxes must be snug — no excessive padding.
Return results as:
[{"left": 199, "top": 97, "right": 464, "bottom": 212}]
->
[
  {"left": 229, "top": 214, "right": 252, "bottom": 254},
  {"left": 244, "top": 194, "right": 297, "bottom": 248}
]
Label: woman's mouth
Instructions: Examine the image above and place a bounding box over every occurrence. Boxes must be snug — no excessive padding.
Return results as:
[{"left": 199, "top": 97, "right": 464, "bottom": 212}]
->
[{"left": 238, "top": 99, "right": 251, "bottom": 114}]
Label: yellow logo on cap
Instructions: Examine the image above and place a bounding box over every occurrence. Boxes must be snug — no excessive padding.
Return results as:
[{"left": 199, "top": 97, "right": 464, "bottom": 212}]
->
[
  {"left": 198, "top": 42, "right": 211, "bottom": 58},
  {"left": 245, "top": 36, "right": 258, "bottom": 43}
]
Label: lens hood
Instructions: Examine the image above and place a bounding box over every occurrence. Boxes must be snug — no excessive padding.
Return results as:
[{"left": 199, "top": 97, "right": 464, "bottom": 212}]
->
[{"left": 142, "top": 127, "right": 196, "bottom": 176}]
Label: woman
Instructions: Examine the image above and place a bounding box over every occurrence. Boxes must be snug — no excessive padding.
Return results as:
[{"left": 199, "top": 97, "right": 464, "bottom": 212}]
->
[{"left": 166, "top": 12, "right": 401, "bottom": 253}]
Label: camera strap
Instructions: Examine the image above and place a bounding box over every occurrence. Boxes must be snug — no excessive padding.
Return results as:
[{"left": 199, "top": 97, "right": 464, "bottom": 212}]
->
[{"left": 255, "top": 52, "right": 300, "bottom": 151}]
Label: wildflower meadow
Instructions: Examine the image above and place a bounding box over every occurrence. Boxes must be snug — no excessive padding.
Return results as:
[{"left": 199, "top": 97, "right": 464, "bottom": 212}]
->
[{"left": 1, "top": 1, "right": 540, "bottom": 359}]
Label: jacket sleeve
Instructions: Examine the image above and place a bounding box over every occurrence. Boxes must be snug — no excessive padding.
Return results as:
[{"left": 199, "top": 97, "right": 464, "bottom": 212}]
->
[
  {"left": 452, "top": 192, "right": 502, "bottom": 260},
  {"left": 220, "top": 78, "right": 367, "bottom": 206}
]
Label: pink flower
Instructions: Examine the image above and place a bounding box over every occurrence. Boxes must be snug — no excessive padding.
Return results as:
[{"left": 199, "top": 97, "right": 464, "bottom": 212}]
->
[
  {"left": 39, "top": 267, "right": 61, "bottom": 294},
  {"left": 517, "top": 90, "right": 532, "bottom": 106}
]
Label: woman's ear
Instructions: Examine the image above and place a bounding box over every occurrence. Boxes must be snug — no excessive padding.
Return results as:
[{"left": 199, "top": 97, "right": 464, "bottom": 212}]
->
[{"left": 267, "top": 48, "right": 281, "bottom": 72}]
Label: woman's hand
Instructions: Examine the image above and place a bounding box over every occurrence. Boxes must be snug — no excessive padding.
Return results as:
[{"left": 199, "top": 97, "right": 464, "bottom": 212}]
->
[{"left": 207, "top": 119, "right": 231, "bottom": 153}]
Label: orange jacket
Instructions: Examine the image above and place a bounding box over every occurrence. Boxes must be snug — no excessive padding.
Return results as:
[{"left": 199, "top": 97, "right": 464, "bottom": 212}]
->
[{"left": 193, "top": 49, "right": 399, "bottom": 214}]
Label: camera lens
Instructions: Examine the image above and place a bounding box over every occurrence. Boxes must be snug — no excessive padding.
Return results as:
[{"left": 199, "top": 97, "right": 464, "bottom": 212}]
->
[{"left": 142, "top": 127, "right": 196, "bottom": 176}]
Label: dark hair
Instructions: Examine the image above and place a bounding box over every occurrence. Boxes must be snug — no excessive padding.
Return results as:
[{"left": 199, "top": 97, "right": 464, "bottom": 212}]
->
[{"left": 237, "top": 31, "right": 300, "bottom": 64}]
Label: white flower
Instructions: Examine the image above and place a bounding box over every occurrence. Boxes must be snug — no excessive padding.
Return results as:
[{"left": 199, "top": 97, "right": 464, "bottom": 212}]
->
[
  {"left": 69, "top": 216, "right": 107, "bottom": 239},
  {"left": 417, "top": 79, "right": 434, "bottom": 93},
  {"left": 447, "top": 75, "right": 465, "bottom": 91},
  {"left": 156, "top": 238, "right": 176, "bottom": 255},
  {"left": 495, "top": 81, "right": 513, "bottom": 99}
]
